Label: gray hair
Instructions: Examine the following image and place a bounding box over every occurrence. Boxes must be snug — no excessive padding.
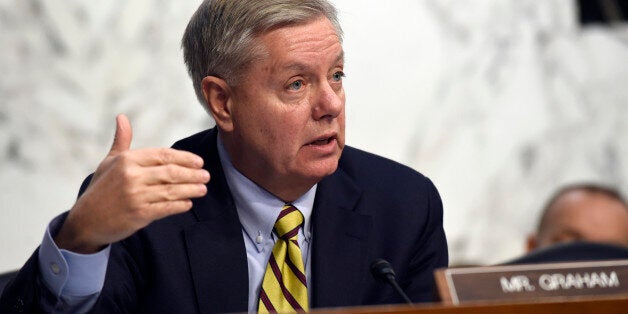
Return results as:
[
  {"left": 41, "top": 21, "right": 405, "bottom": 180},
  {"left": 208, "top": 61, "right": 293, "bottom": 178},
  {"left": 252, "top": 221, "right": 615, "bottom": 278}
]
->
[{"left": 182, "top": 0, "right": 343, "bottom": 107}]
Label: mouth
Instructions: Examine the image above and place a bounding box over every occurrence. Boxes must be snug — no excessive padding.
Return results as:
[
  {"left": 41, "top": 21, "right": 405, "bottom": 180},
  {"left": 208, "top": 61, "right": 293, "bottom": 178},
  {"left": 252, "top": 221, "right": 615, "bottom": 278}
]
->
[{"left": 307, "top": 134, "right": 337, "bottom": 146}]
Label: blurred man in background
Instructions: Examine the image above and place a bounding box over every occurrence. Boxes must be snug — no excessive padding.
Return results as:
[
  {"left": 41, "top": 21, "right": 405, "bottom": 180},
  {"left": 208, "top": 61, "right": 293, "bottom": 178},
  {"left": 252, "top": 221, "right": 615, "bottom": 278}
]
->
[{"left": 526, "top": 183, "right": 628, "bottom": 251}]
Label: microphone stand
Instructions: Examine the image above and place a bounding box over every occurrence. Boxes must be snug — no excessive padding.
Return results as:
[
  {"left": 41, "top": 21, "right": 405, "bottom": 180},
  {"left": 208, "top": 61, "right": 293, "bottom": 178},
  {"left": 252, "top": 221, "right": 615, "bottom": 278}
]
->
[{"left": 370, "top": 259, "right": 414, "bottom": 306}]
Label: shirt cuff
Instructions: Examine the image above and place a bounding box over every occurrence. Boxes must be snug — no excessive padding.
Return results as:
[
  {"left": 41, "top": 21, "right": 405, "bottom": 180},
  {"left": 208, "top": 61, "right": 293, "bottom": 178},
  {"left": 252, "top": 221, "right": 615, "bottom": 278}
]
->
[{"left": 38, "top": 213, "right": 111, "bottom": 297}]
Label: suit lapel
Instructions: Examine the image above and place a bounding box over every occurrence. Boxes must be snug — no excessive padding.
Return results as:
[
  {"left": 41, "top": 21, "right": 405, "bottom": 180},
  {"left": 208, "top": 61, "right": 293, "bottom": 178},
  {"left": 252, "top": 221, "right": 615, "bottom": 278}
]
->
[
  {"left": 181, "top": 129, "right": 249, "bottom": 313},
  {"left": 177, "top": 128, "right": 372, "bottom": 311},
  {"left": 184, "top": 210, "right": 249, "bottom": 313},
  {"left": 311, "top": 168, "right": 371, "bottom": 308}
]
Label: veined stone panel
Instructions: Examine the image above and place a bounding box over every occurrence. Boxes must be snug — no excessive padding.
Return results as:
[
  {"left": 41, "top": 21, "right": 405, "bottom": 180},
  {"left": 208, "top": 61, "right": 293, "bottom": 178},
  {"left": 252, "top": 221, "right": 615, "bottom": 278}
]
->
[
  {"left": 409, "top": 0, "right": 628, "bottom": 264},
  {"left": 1, "top": 0, "right": 627, "bottom": 272},
  {"left": 0, "top": 0, "right": 211, "bottom": 272}
]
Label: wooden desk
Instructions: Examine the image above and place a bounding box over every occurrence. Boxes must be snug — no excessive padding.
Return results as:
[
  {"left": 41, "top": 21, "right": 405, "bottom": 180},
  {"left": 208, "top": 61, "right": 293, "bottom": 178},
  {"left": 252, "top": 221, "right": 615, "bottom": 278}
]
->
[{"left": 312, "top": 295, "right": 628, "bottom": 314}]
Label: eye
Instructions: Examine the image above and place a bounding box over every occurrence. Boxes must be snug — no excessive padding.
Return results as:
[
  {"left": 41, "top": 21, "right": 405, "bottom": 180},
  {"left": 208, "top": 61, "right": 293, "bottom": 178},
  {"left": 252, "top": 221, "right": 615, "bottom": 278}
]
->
[
  {"left": 288, "top": 80, "right": 304, "bottom": 91},
  {"left": 332, "top": 71, "right": 345, "bottom": 82}
]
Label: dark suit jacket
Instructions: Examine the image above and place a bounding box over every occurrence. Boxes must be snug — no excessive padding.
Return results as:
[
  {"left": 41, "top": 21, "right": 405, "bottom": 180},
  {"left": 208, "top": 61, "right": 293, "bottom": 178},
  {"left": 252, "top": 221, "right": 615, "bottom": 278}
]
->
[
  {"left": 1, "top": 128, "right": 448, "bottom": 313},
  {"left": 502, "top": 242, "right": 628, "bottom": 265}
]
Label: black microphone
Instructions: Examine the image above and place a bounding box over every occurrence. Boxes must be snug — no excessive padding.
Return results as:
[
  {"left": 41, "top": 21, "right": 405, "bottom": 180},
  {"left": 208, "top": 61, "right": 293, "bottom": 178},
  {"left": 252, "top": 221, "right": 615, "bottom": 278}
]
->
[{"left": 370, "top": 259, "right": 413, "bottom": 306}]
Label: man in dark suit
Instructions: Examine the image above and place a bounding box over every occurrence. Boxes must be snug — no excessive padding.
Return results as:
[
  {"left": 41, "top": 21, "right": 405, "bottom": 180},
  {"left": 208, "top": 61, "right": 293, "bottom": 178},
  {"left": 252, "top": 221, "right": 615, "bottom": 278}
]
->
[{"left": 0, "top": 0, "right": 447, "bottom": 312}]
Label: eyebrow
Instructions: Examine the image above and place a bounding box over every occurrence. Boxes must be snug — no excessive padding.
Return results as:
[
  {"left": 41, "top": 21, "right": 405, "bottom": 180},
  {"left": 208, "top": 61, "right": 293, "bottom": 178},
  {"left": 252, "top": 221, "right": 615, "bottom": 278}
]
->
[
  {"left": 335, "top": 50, "right": 345, "bottom": 64},
  {"left": 282, "top": 51, "right": 345, "bottom": 72}
]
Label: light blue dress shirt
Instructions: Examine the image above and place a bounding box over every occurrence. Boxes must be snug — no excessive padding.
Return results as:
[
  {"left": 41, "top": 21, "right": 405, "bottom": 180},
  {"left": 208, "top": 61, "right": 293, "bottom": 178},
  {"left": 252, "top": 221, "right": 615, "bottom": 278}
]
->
[
  {"left": 217, "top": 135, "right": 315, "bottom": 312},
  {"left": 37, "top": 135, "right": 315, "bottom": 313}
]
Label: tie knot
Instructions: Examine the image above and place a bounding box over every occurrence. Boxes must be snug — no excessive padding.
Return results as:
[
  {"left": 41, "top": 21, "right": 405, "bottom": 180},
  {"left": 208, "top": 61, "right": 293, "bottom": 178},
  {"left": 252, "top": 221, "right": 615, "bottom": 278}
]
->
[{"left": 274, "top": 204, "right": 303, "bottom": 240}]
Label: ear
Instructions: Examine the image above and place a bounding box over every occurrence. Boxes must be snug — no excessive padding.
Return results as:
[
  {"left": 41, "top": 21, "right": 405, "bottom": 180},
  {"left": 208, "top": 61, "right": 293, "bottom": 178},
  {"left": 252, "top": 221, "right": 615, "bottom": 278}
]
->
[
  {"left": 201, "top": 76, "right": 234, "bottom": 132},
  {"left": 526, "top": 233, "right": 539, "bottom": 253}
]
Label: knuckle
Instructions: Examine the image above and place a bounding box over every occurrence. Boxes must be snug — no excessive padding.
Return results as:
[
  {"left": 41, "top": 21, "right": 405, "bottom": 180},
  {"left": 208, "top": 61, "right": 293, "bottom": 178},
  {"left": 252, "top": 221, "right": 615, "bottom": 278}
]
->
[
  {"left": 131, "top": 201, "right": 156, "bottom": 221},
  {"left": 163, "top": 184, "right": 178, "bottom": 201},
  {"left": 119, "top": 169, "right": 137, "bottom": 186},
  {"left": 116, "top": 151, "right": 133, "bottom": 163},
  {"left": 166, "top": 164, "right": 181, "bottom": 180},
  {"left": 119, "top": 167, "right": 132, "bottom": 180},
  {"left": 158, "top": 148, "right": 174, "bottom": 164}
]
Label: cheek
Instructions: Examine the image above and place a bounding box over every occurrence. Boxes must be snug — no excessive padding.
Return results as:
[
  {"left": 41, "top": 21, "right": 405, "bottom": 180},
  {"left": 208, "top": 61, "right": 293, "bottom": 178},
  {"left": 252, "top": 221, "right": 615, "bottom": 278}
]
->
[
  {"left": 339, "top": 110, "right": 346, "bottom": 127},
  {"left": 255, "top": 119, "right": 297, "bottom": 154},
  {"left": 274, "top": 123, "right": 302, "bottom": 150},
  {"left": 338, "top": 112, "right": 346, "bottom": 142}
]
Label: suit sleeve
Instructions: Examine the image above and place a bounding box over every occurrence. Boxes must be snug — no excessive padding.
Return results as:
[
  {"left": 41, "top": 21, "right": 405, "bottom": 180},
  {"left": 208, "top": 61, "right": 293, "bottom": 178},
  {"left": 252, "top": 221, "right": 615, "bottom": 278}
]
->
[
  {"left": 0, "top": 174, "right": 113, "bottom": 313},
  {"left": 0, "top": 216, "right": 110, "bottom": 313},
  {"left": 405, "top": 177, "right": 448, "bottom": 302},
  {"left": 0, "top": 249, "right": 43, "bottom": 313}
]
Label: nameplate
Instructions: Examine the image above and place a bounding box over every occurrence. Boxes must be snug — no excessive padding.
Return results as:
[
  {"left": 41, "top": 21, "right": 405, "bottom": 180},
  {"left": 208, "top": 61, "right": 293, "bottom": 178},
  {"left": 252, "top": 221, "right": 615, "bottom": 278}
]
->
[{"left": 435, "top": 260, "right": 628, "bottom": 304}]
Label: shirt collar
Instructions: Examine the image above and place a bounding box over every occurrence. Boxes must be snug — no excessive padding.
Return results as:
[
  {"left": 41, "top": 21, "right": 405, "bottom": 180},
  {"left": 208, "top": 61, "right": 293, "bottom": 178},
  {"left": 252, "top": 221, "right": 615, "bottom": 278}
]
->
[{"left": 216, "top": 134, "right": 315, "bottom": 251}]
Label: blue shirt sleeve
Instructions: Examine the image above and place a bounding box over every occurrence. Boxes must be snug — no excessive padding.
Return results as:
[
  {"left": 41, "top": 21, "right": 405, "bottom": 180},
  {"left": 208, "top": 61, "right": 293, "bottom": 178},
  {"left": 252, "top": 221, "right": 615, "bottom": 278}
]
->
[{"left": 37, "top": 213, "right": 110, "bottom": 312}]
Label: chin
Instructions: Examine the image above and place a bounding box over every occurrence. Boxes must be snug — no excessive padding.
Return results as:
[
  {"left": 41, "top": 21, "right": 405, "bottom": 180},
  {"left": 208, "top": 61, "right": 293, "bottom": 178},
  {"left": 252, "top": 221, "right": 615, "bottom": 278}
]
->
[{"left": 302, "top": 161, "right": 339, "bottom": 181}]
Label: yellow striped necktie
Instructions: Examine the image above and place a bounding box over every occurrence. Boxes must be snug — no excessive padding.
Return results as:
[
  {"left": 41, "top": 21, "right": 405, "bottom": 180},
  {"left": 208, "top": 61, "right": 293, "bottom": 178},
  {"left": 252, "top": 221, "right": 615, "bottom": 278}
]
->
[{"left": 258, "top": 204, "right": 309, "bottom": 313}]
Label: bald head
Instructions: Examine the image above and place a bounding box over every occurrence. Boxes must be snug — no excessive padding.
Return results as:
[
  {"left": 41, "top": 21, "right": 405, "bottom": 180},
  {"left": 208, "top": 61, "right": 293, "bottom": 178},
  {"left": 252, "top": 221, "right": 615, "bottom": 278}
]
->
[{"left": 527, "top": 184, "right": 628, "bottom": 252}]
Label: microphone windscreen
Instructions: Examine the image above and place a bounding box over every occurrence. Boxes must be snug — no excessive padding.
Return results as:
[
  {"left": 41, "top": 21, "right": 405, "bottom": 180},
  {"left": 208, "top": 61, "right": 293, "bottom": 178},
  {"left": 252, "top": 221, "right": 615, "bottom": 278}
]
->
[{"left": 370, "top": 258, "right": 395, "bottom": 282}]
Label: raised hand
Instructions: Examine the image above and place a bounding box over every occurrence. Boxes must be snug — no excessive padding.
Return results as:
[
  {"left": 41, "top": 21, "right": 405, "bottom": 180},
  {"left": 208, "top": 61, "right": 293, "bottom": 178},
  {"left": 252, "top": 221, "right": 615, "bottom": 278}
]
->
[{"left": 54, "top": 114, "right": 210, "bottom": 253}]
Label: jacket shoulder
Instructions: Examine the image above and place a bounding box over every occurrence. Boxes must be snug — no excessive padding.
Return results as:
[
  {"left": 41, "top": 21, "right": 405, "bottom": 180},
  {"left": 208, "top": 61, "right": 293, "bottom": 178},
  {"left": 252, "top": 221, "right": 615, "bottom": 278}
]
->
[
  {"left": 170, "top": 128, "right": 217, "bottom": 154},
  {"left": 338, "top": 146, "right": 433, "bottom": 189}
]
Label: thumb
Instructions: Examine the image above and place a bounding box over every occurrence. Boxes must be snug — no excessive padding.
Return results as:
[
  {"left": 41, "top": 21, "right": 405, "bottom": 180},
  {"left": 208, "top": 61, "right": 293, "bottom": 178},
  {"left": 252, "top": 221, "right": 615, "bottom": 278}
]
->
[{"left": 109, "top": 114, "right": 133, "bottom": 155}]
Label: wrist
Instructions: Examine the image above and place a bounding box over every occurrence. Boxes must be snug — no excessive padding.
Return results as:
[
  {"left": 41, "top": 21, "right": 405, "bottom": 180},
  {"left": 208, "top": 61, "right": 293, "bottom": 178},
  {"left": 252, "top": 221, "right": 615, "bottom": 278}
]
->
[{"left": 54, "top": 218, "right": 104, "bottom": 254}]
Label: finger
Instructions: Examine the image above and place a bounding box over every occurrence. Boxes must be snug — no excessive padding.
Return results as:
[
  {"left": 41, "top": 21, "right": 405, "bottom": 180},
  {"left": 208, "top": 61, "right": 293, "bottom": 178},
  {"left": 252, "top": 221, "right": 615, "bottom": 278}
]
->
[
  {"left": 132, "top": 148, "right": 204, "bottom": 168},
  {"left": 109, "top": 114, "right": 133, "bottom": 156},
  {"left": 142, "top": 165, "right": 210, "bottom": 185},
  {"left": 145, "top": 200, "right": 195, "bottom": 220},
  {"left": 140, "top": 183, "right": 208, "bottom": 203}
]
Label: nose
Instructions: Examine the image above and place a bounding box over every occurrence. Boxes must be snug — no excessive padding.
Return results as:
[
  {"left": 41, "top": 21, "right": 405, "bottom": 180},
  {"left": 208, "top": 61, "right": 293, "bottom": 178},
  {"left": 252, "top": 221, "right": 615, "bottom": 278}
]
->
[{"left": 312, "top": 81, "right": 344, "bottom": 121}]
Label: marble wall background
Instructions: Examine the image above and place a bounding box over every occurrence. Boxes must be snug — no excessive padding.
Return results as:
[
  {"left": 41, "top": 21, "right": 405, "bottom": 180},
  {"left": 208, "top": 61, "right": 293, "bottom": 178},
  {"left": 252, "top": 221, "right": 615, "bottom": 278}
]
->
[{"left": 1, "top": 0, "right": 627, "bottom": 272}]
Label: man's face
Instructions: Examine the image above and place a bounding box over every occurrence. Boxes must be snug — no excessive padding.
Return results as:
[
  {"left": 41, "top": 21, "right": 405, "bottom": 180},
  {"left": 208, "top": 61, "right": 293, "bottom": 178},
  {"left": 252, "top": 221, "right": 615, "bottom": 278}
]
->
[
  {"left": 224, "top": 17, "right": 345, "bottom": 200},
  {"left": 538, "top": 191, "right": 628, "bottom": 248}
]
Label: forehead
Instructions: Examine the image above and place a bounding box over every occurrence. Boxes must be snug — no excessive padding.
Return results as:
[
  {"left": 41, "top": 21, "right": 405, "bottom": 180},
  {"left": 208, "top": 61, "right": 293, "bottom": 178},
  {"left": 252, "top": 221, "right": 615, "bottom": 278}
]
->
[
  {"left": 255, "top": 17, "right": 344, "bottom": 70},
  {"left": 553, "top": 191, "right": 626, "bottom": 214},
  {"left": 549, "top": 192, "right": 628, "bottom": 230}
]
